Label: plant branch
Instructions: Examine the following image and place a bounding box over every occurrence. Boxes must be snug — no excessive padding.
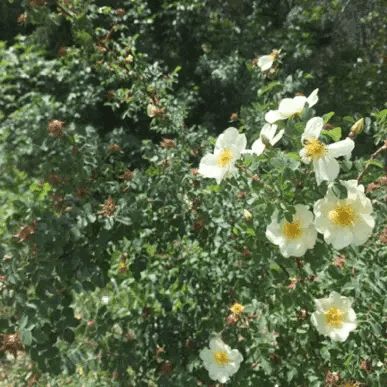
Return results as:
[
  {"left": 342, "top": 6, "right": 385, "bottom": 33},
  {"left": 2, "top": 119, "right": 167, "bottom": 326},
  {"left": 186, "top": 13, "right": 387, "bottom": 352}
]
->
[{"left": 357, "top": 140, "right": 387, "bottom": 183}]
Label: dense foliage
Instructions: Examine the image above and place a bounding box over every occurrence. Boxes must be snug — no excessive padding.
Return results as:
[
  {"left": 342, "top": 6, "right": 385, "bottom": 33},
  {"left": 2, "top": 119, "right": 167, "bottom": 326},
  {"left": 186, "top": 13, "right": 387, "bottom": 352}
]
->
[{"left": 0, "top": 1, "right": 386, "bottom": 386}]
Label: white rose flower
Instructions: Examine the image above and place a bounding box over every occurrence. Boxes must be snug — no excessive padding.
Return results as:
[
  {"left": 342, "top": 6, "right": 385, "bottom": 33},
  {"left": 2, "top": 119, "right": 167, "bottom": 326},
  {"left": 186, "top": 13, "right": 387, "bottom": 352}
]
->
[
  {"left": 199, "top": 337, "right": 243, "bottom": 383},
  {"left": 247, "top": 124, "right": 284, "bottom": 156},
  {"left": 299, "top": 117, "right": 355, "bottom": 185},
  {"left": 311, "top": 291, "right": 357, "bottom": 342},
  {"left": 313, "top": 180, "right": 375, "bottom": 250},
  {"left": 266, "top": 204, "right": 317, "bottom": 257},
  {"left": 198, "top": 127, "right": 247, "bottom": 184},
  {"left": 265, "top": 88, "right": 319, "bottom": 123}
]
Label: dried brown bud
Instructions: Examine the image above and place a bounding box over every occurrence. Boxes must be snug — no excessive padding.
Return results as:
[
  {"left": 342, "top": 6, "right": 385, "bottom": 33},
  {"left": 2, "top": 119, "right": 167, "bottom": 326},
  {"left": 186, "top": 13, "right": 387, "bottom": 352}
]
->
[
  {"left": 333, "top": 255, "right": 346, "bottom": 268},
  {"left": 106, "top": 90, "right": 115, "bottom": 100},
  {"left": 226, "top": 314, "right": 238, "bottom": 325},
  {"left": 230, "top": 112, "right": 238, "bottom": 121},
  {"left": 242, "top": 247, "right": 251, "bottom": 257},
  {"left": 28, "top": 0, "right": 47, "bottom": 6},
  {"left": 119, "top": 169, "right": 134, "bottom": 181},
  {"left": 297, "top": 309, "right": 308, "bottom": 320},
  {"left": 48, "top": 120, "right": 65, "bottom": 138},
  {"left": 191, "top": 168, "right": 199, "bottom": 176},
  {"left": 115, "top": 8, "right": 126, "bottom": 17},
  {"left": 237, "top": 191, "right": 247, "bottom": 199},
  {"left": 108, "top": 144, "right": 122, "bottom": 153},
  {"left": 57, "top": 47, "right": 67, "bottom": 57},
  {"left": 287, "top": 277, "right": 298, "bottom": 290},
  {"left": 160, "top": 361, "right": 173, "bottom": 375},
  {"left": 379, "top": 227, "right": 387, "bottom": 244},
  {"left": 87, "top": 320, "right": 95, "bottom": 328},
  {"left": 14, "top": 222, "right": 36, "bottom": 242},
  {"left": 193, "top": 218, "right": 205, "bottom": 232},
  {"left": 251, "top": 175, "right": 260, "bottom": 182},
  {"left": 17, "top": 13, "right": 28, "bottom": 25},
  {"left": 359, "top": 359, "right": 371, "bottom": 372},
  {"left": 98, "top": 197, "right": 117, "bottom": 217},
  {"left": 47, "top": 174, "right": 63, "bottom": 186},
  {"left": 325, "top": 370, "right": 340, "bottom": 385},
  {"left": 160, "top": 138, "right": 176, "bottom": 149},
  {"left": 0, "top": 333, "right": 23, "bottom": 358}
]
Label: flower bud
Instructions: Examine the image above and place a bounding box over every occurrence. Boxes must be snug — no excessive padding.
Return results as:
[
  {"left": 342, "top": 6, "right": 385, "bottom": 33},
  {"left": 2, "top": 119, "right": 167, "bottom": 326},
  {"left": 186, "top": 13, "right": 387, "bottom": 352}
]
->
[
  {"left": 349, "top": 118, "right": 364, "bottom": 138},
  {"left": 243, "top": 209, "right": 252, "bottom": 220}
]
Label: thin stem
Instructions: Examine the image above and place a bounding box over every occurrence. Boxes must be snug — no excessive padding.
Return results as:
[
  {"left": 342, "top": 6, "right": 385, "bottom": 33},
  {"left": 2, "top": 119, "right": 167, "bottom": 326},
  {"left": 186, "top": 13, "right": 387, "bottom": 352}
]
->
[{"left": 357, "top": 141, "right": 387, "bottom": 183}]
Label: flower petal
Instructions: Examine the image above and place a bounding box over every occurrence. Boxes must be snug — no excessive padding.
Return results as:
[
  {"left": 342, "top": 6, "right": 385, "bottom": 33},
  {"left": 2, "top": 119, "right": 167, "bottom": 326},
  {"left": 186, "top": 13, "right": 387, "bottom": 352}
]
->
[
  {"left": 258, "top": 55, "right": 274, "bottom": 71},
  {"left": 251, "top": 139, "right": 265, "bottom": 156},
  {"left": 306, "top": 88, "right": 319, "bottom": 108},
  {"left": 265, "top": 110, "right": 286, "bottom": 123},
  {"left": 271, "top": 128, "right": 285, "bottom": 145},
  {"left": 302, "top": 116, "right": 324, "bottom": 141},
  {"left": 327, "top": 138, "right": 355, "bottom": 158}
]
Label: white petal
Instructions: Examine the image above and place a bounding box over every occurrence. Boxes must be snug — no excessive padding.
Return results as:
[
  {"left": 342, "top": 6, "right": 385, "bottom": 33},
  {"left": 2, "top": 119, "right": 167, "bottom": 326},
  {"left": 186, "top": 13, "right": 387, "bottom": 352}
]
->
[
  {"left": 198, "top": 154, "right": 223, "bottom": 181},
  {"left": 306, "top": 88, "right": 319, "bottom": 108},
  {"left": 265, "top": 110, "right": 286, "bottom": 123},
  {"left": 302, "top": 116, "right": 324, "bottom": 141},
  {"left": 314, "top": 157, "right": 340, "bottom": 185},
  {"left": 258, "top": 55, "right": 274, "bottom": 71},
  {"left": 351, "top": 218, "right": 374, "bottom": 246},
  {"left": 271, "top": 128, "right": 285, "bottom": 145},
  {"left": 261, "top": 123, "right": 277, "bottom": 140},
  {"left": 200, "top": 348, "right": 213, "bottom": 365},
  {"left": 278, "top": 96, "right": 306, "bottom": 116},
  {"left": 251, "top": 139, "right": 265, "bottom": 156},
  {"left": 329, "top": 328, "right": 350, "bottom": 342},
  {"left": 327, "top": 138, "right": 355, "bottom": 158},
  {"left": 294, "top": 204, "right": 314, "bottom": 225},
  {"left": 326, "top": 227, "right": 353, "bottom": 250},
  {"left": 215, "top": 127, "right": 240, "bottom": 150}
]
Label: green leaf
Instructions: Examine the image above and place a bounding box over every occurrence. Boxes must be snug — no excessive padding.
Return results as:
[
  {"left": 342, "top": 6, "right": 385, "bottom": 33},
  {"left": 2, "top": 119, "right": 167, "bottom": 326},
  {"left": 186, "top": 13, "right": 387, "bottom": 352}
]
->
[{"left": 322, "top": 127, "right": 342, "bottom": 142}]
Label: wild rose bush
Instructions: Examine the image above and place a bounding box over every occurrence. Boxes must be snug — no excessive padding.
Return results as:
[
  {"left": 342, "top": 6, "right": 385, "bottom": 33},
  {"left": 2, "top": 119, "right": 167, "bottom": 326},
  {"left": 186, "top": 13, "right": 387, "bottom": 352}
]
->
[{"left": 0, "top": 1, "right": 386, "bottom": 386}]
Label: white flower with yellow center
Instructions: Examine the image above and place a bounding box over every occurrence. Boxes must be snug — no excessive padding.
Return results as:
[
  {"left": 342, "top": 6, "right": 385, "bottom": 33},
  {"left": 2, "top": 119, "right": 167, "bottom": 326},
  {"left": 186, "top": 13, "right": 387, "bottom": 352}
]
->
[
  {"left": 198, "top": 127, "right": 247, "bottom": 184},
  {"left": 248, "top": 124, "right": 284, "bottom": 156},
  {"left": 265, "top": 89, "right": 319, "bottom": 123},
  {"left": 199, "top": 337, "right": 243, "bottom": 383},
  {"left": 314, "top": 180, "right": 375, "bottom": 250},
  {"left": 266, "top": 204, "right": 317, "bottom": 257},
  {"left": 311, "top": 291, "right": 357, "bottom": 342},
  {"left": 299, "top": 117, "right": 355, "bottom": 185}
]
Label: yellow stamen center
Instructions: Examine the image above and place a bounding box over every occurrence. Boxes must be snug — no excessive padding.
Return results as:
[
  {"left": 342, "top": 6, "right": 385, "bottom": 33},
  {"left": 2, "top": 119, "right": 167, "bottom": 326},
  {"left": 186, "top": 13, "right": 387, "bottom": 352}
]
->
[
  {"left": 230, "top": 303, "right": 244, "bottom": 315},
  {"left": 328, "top": 204, "right": 356, "bottom": 227},
  {"left": 305, "top": 138, "right": 327, "bottom": 159},
  {"left": 217, "top": 148, "right": 234, "bottom": 167},
  {"left": 282, "top": 221, "right": 302, "bottom": 240},
  {"left": 213, "top": 351, "right": 230, "bottom": 366},
  {"left": 325, "top": 307, "right": 344, "bottom": 328}
]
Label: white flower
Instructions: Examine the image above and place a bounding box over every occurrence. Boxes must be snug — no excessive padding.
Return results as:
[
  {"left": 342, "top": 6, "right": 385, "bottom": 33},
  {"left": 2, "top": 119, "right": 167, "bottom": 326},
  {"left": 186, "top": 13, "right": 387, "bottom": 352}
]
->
[
  {"left": 313, "top": 180, "right": 375, "bottom": 250},
  {"left": 101, "top": 296, "right": 110, "bottom": 305},
  {"left": 257, "top": 54, "right": 275, "bottom": 71},
  {"left": 299, "top": 117, "right": 355, "bottom": 185},
  {"left": 265, "top": 88, "right": 319, "bottom": 123},
  {"left": 199, "top": 337, "right": 243, "bottom": 383},
  {"left": 198, "top": 127, "right": 247, "bottom": 184},
  {"left": 248, "top": 124, "right": 284, "bottom": 156},
  {"left": 147, "top": 103, "right": 158, "bottom": 118},
  {"left": 266, "top": 204, "right": 317, "bottom": 257},
  {"left": 311, "top": 291, "right": 357, "bottom": 342}
]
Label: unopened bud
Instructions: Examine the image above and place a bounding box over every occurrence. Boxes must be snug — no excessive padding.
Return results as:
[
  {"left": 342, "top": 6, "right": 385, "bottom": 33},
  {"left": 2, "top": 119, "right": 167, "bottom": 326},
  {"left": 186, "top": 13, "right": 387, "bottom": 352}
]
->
[
  {"left": 243, "top": 209, "right": 252, "bottom": 220},
  {"left": 349, "top": 118, "right": 364, "bottom": 138}
]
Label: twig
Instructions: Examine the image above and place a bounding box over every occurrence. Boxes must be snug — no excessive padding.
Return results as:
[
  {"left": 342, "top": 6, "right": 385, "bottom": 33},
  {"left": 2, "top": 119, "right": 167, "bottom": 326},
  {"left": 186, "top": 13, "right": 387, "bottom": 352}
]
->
[{"left": 357, "top": 140, "right": 387, "bottom": 183}]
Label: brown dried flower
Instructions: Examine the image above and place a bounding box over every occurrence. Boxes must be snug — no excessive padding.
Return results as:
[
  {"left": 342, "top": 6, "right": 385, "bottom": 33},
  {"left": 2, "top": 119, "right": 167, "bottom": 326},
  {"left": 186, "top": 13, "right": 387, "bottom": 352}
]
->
[
  {"left": 379, "top": 227, "right": 387, "bottom": 244},
  {"left": 98, "top": 197, "right": 117, "bottom": 217},
  {"left": 119, "top": 169, "right": 134, "bottom": 181},
  {"left": 48, "top": 120, "right": 65, "bottom": 137},
  {"left": 14, "top": 222, "right": 36, "bottom": 242},
  {"left": 0, "top": 333, "right": 23, "bottom": 358},
  {"left": 108, "top": 144, "right": 122, "bottom": 153},
  {"left": 17, "top": 13, "right": 28, "bottom": 25},
  {"left": 325, "top": 370, "right": 340, "bottom": 385},
  {"left": 230, "top": 112, "right": 238, "bottom": 121},
  {"left": 333, "top": 255, "right": 346, "bottom": 268},
  {"left": 160, "top": 138, "right": 176, "bottom": 149}
]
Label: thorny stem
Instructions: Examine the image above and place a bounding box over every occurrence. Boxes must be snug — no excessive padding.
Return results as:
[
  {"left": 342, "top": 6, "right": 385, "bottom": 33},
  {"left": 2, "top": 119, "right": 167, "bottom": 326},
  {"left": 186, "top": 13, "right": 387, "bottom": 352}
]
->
[{"left": 357, "top": 140, "right": 387, "bottom": 183}]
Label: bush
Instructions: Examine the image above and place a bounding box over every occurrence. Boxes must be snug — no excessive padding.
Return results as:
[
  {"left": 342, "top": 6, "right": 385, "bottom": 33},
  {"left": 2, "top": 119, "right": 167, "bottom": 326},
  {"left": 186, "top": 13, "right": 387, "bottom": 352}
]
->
[{"left": 0, "top": 1, "right": 386, "bottom": 386}]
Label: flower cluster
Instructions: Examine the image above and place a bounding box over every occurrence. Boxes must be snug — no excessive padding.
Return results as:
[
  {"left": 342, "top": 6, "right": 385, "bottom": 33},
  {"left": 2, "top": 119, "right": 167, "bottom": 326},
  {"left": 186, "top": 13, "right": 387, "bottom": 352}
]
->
[{"left": 197, "top": 87, "right": 376, "bottom": 383}]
